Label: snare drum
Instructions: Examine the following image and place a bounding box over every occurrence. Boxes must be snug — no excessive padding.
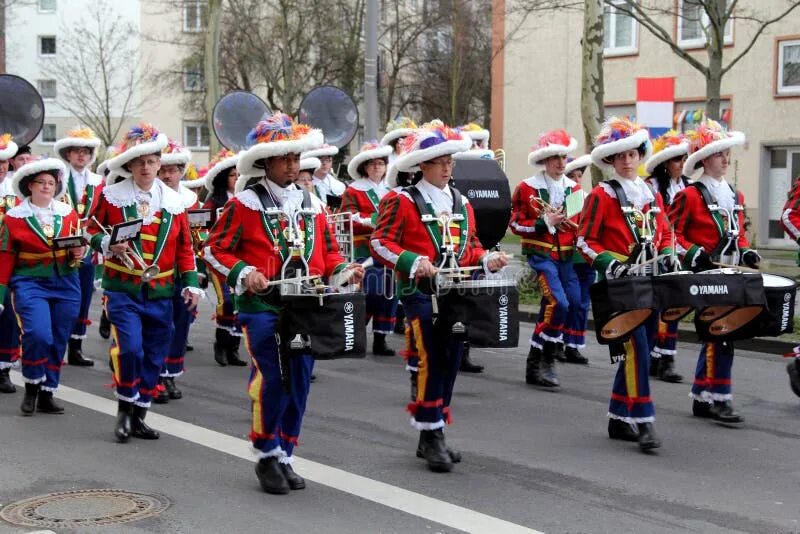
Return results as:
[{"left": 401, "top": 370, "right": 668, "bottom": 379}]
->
[{"left": 590, "top": 277, "right": 655, "bottom": 344}]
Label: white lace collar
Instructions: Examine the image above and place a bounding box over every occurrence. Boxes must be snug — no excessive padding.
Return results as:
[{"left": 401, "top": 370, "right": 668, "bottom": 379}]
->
[
  {"left": 600, "top": 175, "right": 655, "bottom": 210},
  {"left": 7, "top": 197, "right": 72, "bottom": 218},
  {"left": 523, "top": 172, "right": 577, "bottom": 191},
  {"left": 349, "top": 178, "right": 389, "bottom": 197},
  {"left": 177, "top": 184, "right": 198, "bottom": 209},
  {"left": 237, "top": 178, "right": 323, "bottom": 214},
  {"left": 102, "top": 177, "right": 185, "bottom": 215}
]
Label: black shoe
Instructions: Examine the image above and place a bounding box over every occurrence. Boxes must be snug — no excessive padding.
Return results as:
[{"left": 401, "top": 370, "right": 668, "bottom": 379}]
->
[
  {"left": 115, "top": 400, "right": 132, "bottom": 443},
  {"left": 20, "top": 383, "right": 39, "bottom": 416},
  {"left": 539, "top": 342, "right": 560, "bottom": 388},
  {"left": 525, "top": 347, "right": 543, "bottom": 385},
  {"left": 214, "top": 329, "right": 228, "bottom": 367},
  {"left": 131, "top": 405, "right": 160, "bottom": 439},
  {"left": 36, "top": 391, "right": 64, "bottom": 414},
  {"left": 185, "top": 343, "right": 194, "bottom": 352},
  {"left": 279, "top": 463, "right": 306, "bottom": 490},
  {"left": 649, "top": 356, "right": 661, "bottom": 378},
  {"left": 410, "top": 371, "right": 418, "bottom": 402},
  {"left": 657, "top": 356, "right": 683, "bottom": 383},
  {"left": 394, "top": 306, "right": 406, "bottom": 334},
  {"left": 710, "top": 400, "right": 744, "bottom": 425},
  {"left": 99, "top": 310, "right": 111, "bottom": 340},
  {"left": 0, "top": 368, "right": 16, "bottom": 394},
  {"left": 416, "top": 433, "right": 462, "bottom": 463},
  {"left": 226, "top": 334, "right": 248, "bottom": 366},
  {"left": 255, "top": 457, "right": 290, "bottom": 494},
  {"left": 692, "top": 399, "right": 714, "bottom": 418},
  {"left": 459, "top": 345, "right": 484, "bottom": 374},
  {"left": 553, "top": 343, "right": 567, "bottom": 363},
  {"left": 152, "top": 379, "right": 170, "bottom": 404},
  {"left": 164, "top": 377, "right": 182, "bottom": 400},
  {"left": 372, "top": 333, "right": 396, "bottom": 356},
  {"left": 67, "top": 339, "right": 94, "bottom": 367},
  {"left": 564, "top": 346, "right": 589, "bottom": 365},
  {"left": 608, "top": 419, "right": 639, "bottom": 442},
  {"left": 310, "top": 374, "right": 317, "bottom": 383},
  {"left": 637, "top": 423, "right": 662, "bottom": 451},
  {"left": 787, "top": 359, "right": 800, "bottom": 398},
  {"left": 418, "top": 429, "right": 454, "bottom": 473}
]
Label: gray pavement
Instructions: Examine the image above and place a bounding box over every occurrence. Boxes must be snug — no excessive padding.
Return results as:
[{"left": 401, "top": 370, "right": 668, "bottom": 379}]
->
[{"left": 1, "top": 294, "right": 800, "bottom": 533}]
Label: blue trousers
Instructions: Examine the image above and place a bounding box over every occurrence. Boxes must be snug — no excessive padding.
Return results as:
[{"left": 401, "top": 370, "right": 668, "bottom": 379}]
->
[
  {"left": 162, "top": 284, "right": 195, "bottom": 377},
  {"left": 105, "top": 289, "right": 172, "bottom": 407},
  {"left": 402, "top": 320, "right": 419, "bottom": 372},
  {"left": 11, "top": 273, "right": 80, "bottom": 390},
  {"left": 210, "top": 273, "right": 241, "bottom": 335},
  {"left": 608, "top": 314, "right": 657, "bottom": 423},
  {"left": 363, "top": 264, "right": 398, "bottom": 334},
  {"left": 402, "top": 293, "right": 464, "bottom": 429},
  {"left": 691, "top": 341, "right": 734, "bottom": 403},
  {"left": 527, "top": 254, "right": 580, "bottom": 349},
  {"left": 650, "top": 318, "right": 679, "bottom": 358},
  {"left": 240, "top": 310, "right": 315, "bottom": 458},
  {"left": 0, "top": 291, "right": 20, "bottom": 369},
  {"left": 563, "top": 262, "right": 595, "bottom": 349},
  {"left": 70, "top": 254, "right": 95, "bottom": 339}
]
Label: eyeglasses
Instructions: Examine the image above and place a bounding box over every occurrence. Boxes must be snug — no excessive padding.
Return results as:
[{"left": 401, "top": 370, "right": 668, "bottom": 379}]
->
[
  {"left": 31, "top": 179, "right": 57, "bottom": 187},
  {"left": 318, "top": 156, "right": 333, "bottom": 162},
  {"left": 129, "top": 158, "right": 161, "bottom": 168},
  {"left": 425, "top": 158, "right": 454, "bottom": 167}
]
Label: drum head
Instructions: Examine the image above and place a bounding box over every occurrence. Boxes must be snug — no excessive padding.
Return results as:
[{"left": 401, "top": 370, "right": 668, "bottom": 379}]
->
[
  {"left": 298, "top": 86, "right": 358, "bottom": 148},
  {"left": 212, "top": 91, "right": 271, "bottom": 151},
  {"left": 762, "top": 273, "right": 797, "bottom": 288},
  {"left": 661, "top": 306, "right": 692, "bottom": 322},
  {"left": 708, "top": 306, "right": 765, "bottom": 336},
  {"left": 0, "top": 74, "right": 44, "bottom": 146},
  {"left": 698, "top": 305, "right": 735, "bottom": 322},
  {"left": 599, "top": 309, "right": 653, "bottom": 341}
]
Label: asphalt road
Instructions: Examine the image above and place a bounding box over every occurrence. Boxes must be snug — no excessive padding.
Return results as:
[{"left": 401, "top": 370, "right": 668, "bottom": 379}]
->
[{"left": 1, "top": 294, "right": 799, "bottom": 534}]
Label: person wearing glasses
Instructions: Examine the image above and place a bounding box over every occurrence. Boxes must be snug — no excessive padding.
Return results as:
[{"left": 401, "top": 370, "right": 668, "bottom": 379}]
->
[
  {"left": 0, "top": 133, "right": 21, "bottom": 394},
  {"left": 303, "top": 143, "right": 346, "bottom": 210},
  {"left": 0, "top": 158, "right": 84, "bottom": 415}
]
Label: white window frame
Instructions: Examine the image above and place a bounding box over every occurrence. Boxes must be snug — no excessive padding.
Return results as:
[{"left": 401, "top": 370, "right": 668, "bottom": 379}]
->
[
  {"left": 37, "top": 79, "right": 57, "bottom": 100},
  {"left": 38, "top": 0, "right": 56, "bottom": 13},
  {"left": 183, "top": 69, "right": 204, "bottom": 92},
  {"left": 38, "top": 35, "right": 56, "bottom": 56},
  {"left": 184, "top": 122, "right": 209, "bottom": 150},
  {"left": 677, "top": 0, "right": 733, "bottom": 49},
  {"left": 40, "top": 123, "right": 57, "bottom": 144},
  {"left": 603, "top": 1, "right": 638, "bottom": 57},
  {"left": 777, "top": 38, "right": 800, "bottom": 96},
  {"left": 183, "top": 1, "right": 206, "bottom": 33}
]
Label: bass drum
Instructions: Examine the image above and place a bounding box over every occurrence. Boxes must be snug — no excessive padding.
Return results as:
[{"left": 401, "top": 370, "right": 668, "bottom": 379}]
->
[
  {"left": 590, "top": 277, "right": 654, "bottom": 345},
  {"left": 451, "top": 158, "right": 511, "bottom": 249}
]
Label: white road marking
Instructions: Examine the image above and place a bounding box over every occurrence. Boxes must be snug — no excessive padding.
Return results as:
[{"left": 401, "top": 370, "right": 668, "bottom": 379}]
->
[{"left": 10, "top": 373, "right": 542, "bottom": 534}]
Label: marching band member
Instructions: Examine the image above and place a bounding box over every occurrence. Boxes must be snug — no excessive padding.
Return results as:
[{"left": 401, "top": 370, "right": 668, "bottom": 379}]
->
[
  {"left": 644, "top": 131, "right": 691, "bottom": 384},
  {"left": 0, "top": 158, "right": 84, "bottom": 414},
  {"left": 205, "top": 112, "right": 364, "bottom": 494},
  {"left": 510, "top": 129, "right": 582, "bottom": 388},
  {"left": 87, "top": 124, "right": 201, "bottom": 442},
  {"left": 202, "top": 149, "right": 247, "bottom": 367},
  {"left": 371, "top": 121, "right": 508, "bottom": 473},
  {"left": 54, "top": 126, "right": 104, "bottom": 367},
  {"left": 303, "top": 143, "right": 346, "bottom": 209},
  {"left": 0, "top": 134, "right": 21, "bottom": 393},
  {"left": 341, "top": 141, "right": 398, "bottom": 356},
  {"left": 455, "top": 122, "right": 495, "bottom": 160},
  {"left": 381, "top": 116, "right": 418, "bottom": 167},
  {"left": 7, "top": 144, "right": 33, "bottom": 178},
  {"left": 669, "top": 120, "right": 757, "bottom": 425},
  {"left": 561, "top": 154, "right": 594, "bottom": 364},
  {"left": 295, "top": 157, "right": 320, "bottom": 194},
  {"left": 578, "top": 117, "right": 672, "bottom": 451},
  {"left": 781, "top": 176, "right": 800, "bottom": 397}
]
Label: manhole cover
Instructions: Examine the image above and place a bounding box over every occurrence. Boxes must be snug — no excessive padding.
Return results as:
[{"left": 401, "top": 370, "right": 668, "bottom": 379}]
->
[{"left": 0, "top": 489, "right": 170, "bottom": 528}]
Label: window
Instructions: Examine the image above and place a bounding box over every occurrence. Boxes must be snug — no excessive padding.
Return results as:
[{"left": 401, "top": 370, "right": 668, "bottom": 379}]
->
[
  {"left": 184, "top": 69, "right": 204, "bottom": 92},
  {"left": 777, "top": 38, "right": 800, "bottom": 96},
  {"left": 41, "top": 123, "right": 56, "bottom": 143},
  {"left": 677, "top": 0, "right": 733, "bottom": 48},
  {"left": 183, "top": 1, "right": 206, "bottom": 32},
  {"left": 673, "top": 99, "right": 731, "bottom": 133},
  {"left": 38, "top": 0, "right": 56, "bottom": 12},
  {"left": 39, "top": 36, "right": 56, "bottom": 56},
  {"left": 184, "top": 122, "right": 209, "bottom": 149},
  {"left": 603, "top": 103, "right": 636, "bottom": 123},
  {"left": 38, "top": 79, "right": 57, "bottom": 99},
  {"left": 603, "top": 2, "right": 637, "bottom": 56}
]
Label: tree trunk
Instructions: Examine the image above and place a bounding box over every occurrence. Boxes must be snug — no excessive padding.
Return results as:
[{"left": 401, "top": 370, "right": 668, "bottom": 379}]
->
[
  {"left": 704, "top": 0, "right": 726, "bottom": 121},
  {"left": 581, "top": 0, "right": 605, "bottom": 184},
  {"left": 204, "top": 0, "right": 223, "bottom": 154}
]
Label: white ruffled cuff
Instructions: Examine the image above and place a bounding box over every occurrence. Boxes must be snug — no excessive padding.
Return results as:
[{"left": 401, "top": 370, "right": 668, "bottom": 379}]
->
[
  {"left": 100, "top": 235, "right": 111, "bottom": 257},
  {"left": 408, "top": 255, "right": 429, "bottom": 280},
  {"left": 235, "top": 266, "right": 257, "bottom": 295},
  {"left": 183, "top": 286, "right": 205, "bottom": 298}
]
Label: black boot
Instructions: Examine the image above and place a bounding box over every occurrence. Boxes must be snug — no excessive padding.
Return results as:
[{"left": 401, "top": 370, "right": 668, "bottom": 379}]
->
[
  {"left": 553, "top": 343, "right": 567, "bottom": 363},
  {"left": 649, "top": 356, "right": 661, "bottom": 378},
  {"left": 20, "top": 383, "right": 39, "bottom": 416},
  {"left": 416, "top": 432, "right": 462, "bottom": 463},
  {"left": 164, "top": 377, "right": 182, "bottom": 400},
  {"left": 99, "top": 310, "right": 111, "bottom": 340},
  {"left": 459, "top": 342, "right": 484, "bottom": 373},
  {"left": 372, "top": 333, "right": 395, "bottom": 356},
  {"left": 657, "top": 355, "right": 683, "bottom": 383},
  {"left": 525, "top": 346, "right": 543, "bottom": 385},
  {"left": 394, "top": 305, "right": 406, "bottom": 334},
  {"left": 564, "top": 346, "right": 589, "bottom": 365},
  {"left": 226, "top": 333, "right": 248, "bottom": 366},
  {"left": 255, "top": 457, "right": 290, "bottom": 494},
  {"left": 185, "top": 343, "right": 194, "bottom": 352},
  {"left": 115, "top": 400, "right": 132, "bottom": 443},
  {"left": 279, "top": 463, "right": 306, "bottom": 490},
  {"left": 410, "top": 370, "right": 418, "bottom": 402},
  {"left": 67, "top": 338, "right": 94, "bottom": 367},
  {"left": 214, "top": 328, "right": 229, "bottom": 367},
  {"left": 0, "top": 368, "right": 16, "bottom": 394},
  {"left": 153, "top": 378, "right": 170, "bottom": 404},
  {"left": 637, "top": 423, "right": 662, "bottom": 451},
  {"left": 539, "top": 342, "right": 560, "bottom": 388},
  {"left": 608, "top": 419, "right": 639, "bottom": 442},
  {"left": 36, "top": 390, "right": 64, "bottom": 414},
  {"left": 418, "top": 429, "right": 454, "bottom": 473},
  {"left": 692, "top": 399, "right": 714, "bottom": 418},
  {"left": 710, "top": 400, "right": 744, "bottom": 425},
  {"left": 131, "top": 405, "right": 160, "bottom": 439},
  {"left": 787, "top": 359, "right": 800, "bottom": 398}
]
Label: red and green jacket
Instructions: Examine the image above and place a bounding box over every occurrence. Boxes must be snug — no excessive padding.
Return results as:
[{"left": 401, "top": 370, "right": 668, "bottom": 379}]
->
[
  {"left": 0, "top": 199, "right": 81, "bottom": 303},
  {"left": 339, "top": 179, "right": 388, "bottom": 259},
  {"left": 86, "top": 178, "right": 199, "bottom": 299},
  {"left": 781, "top": 178, "right": 800, "bottom": 243},
  {"left": 62, "top": 170, "right": 104, "bottom": 221}
]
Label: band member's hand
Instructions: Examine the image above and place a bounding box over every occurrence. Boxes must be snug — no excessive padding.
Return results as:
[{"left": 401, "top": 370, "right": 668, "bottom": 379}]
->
[
  {"left": 198, "top": 273, "right": 209, "bottom": 289},
  {"left": 244, "top": 269, "right": 269, "bottom": 293},
  {"left": 741, "top": 249, "right": 761, "bottom": 269},
  {"left": 414, "top": 258, "right": 437, "bottom": 280},
  {"left": 69, "top": 246, "right": 86, "bottom": 259},
  {"left": 486, "top": 251, "right": 509, "bottom": 272},
  {"left": 545, "top": 210, "right": 565, "bottom": 227},
  {"left": 607, "top": 259, "right": 630, "bottom": 279},
  {"left": 343, "top": 263, "right": 365, "bottom": 284},
  {"left": 109, "top": 242, "right": 130, "bottom": 256},
  {"left": 691, "top": 249, "right": 715, "bottom": 273},
  {"left": 183, "top": 289, "right": 200, "bottom": 310},
  {"left": 659, "top": 254, "right": 677, "bottom": 273}
]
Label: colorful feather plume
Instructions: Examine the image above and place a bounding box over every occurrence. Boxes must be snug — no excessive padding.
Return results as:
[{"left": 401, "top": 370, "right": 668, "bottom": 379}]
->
[
  {"left": 385, "top": 116, "right": 417, "bottom": 132},
  {"left": 534, "top": 129, "right": 572, "bottom": 150},
  {"left": 66, "top": 126, "right": 98, "bottom": 140},
  {"left": 595, "top": 117, "right": 645, "bottom": 146},
  {"left": 246, "top": 112, "right": 311, "bottom": 146},
  {"left": 685, "top": 119, "right": 731, "bottom": 153},
  {"left": 0, "top": 133, "right": 12, "bottom": 150}
]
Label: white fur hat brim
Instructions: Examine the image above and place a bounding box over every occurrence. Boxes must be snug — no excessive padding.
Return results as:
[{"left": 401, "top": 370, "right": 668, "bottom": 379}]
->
[
  {"left": 564, "top": 154, "right": 593, "bottom": 176},
  {"left": 161, "top": 149, "right": 192, "bottom": 168},
  {"left": 54, "top": 136, "right": 102, "bottom": 165},
  {"left": 347, "top": 145, "right": 392, "bottom": 180},
  {"left": 0, "top": 140, "right": 19, "bottom": 161},
  {"left": 107, "top": 133, "right": 168, "bottom": 179},
  {"left": 182, "top": 178, "right": 207, "bottom": 189},
  {"left": 464, "top": 129, "right": 490, "bottom": 142},
  {"left": 300, "top": 157, "right": 321, "bottom": 172},
  {"left": 645, "top": 142, "right": 689, "bottom": 175},
  {"left": 301, "top": 142, "right": 337, "bottom": 159},
  {"left": 528, "top": 137, "right": 578, "bottom": 166},
  {"left": 238, "top": 130, "right": 324, "bottom": 178},
  {"left": 682, "top": 132, "right": 745, "bottom": 177},
  {"left": 380, "top": 128, "right": 414, "bottom": 147},
  {"left": 590, "top": 129, "right": 651, "bottom": 171},
  {"left": 12, "top": 158, "right": 67, "bottom": 199},
  {"left": 234, "top": 173, "right": 265, "bottom": 195},
  {"left": 393, "top": 135, "right": 472, "bottom": 174},
  {"left": 454, "top": 149, "right": 495, "bottom": 161},
  {"left": 205, "top": 154, "right": 241, "bottom": 194}
]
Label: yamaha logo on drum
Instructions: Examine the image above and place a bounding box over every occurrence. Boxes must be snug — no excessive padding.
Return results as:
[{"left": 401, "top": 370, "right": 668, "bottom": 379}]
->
[
  {"left": 343, "top": 301, "right": 355, "bottom": 351},
  {"left": 689, "top": 284, "right": 729, "bottom": 296},
  {"left": 499, "top": 295, "right": 509, "bottom": 306},
  {"left": 466, "top": 189, "right": 500, "bottom": 200},
  {"left": 344, "top": 302, "right": 354, "bottom": 314},
  {"left": 498, "top": 294, "right": 509, "bottom": 341}
]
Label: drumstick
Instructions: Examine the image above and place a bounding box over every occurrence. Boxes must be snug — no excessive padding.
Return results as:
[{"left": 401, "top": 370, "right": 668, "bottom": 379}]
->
[{"left": 712, "top": 261, "right": 760, "bottom": 273}]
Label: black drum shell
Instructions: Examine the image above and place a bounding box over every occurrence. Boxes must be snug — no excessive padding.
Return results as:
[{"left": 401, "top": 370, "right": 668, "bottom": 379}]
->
[
  {"left": 654, "top": 272, "right": 765, "bottom": 312},
  {"left": 451, "top": 159, "right": 511, "bottom": 249},
  {"left": 281, "top": 292, "right": 367, "bottom": 359},
  {"left": 462, "top": 284, "right": 520, "bottom": 348},
  {"left": 590, "top": 277, "right": 655, "bottom": 345}
]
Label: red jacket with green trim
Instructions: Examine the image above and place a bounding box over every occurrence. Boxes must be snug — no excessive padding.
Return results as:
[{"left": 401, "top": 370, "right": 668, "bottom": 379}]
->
[
  {"left": 0, "top": 199, "right": 81, "bottom": 303},
  {"left": 781, "top": 178, "right": 800, "bottom": 242},
  {"left": 339, "top": 180, "right": 388, "bottom": 259},
  {"left": 510, "top": 173, "right": 581, "bottom": 261},
  {"left": 63, "top": 170, "right": 104, "bottom": 221}
]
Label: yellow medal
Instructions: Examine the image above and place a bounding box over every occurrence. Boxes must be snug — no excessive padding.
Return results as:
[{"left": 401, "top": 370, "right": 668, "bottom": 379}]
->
[
  {"left": 137, "top": 202, "right": 150, "bottom": 218},
  {"left": 77, "top": 202, "right": 86, "bottom": 215},
  {"left": 5, "top": 196, "right": 13, "bottom": 209},
  {"left": 42, "top": 224, "right": 54, "bottom": 238}
]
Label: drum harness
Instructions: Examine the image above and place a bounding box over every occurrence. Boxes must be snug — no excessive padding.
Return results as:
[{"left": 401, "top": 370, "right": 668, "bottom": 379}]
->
[{"left": 689, "top": 182, "right": 744, "bottom": 267}]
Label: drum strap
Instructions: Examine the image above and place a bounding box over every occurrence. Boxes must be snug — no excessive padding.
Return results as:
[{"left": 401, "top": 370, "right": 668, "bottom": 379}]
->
[
  {"left": 405, "top": 185, "right": 466, "bottom": 263},
  {"left": 605, "top": 179, "right": 655, "bottom": 247},
  {"left": 690, "top": 182, "right": 740, "bottom": 260}
]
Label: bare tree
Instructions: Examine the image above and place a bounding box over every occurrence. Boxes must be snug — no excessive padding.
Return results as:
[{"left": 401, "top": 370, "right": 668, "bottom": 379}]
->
[
  {"left": 582, "top": 0, "right": 605, "bottom": 184},
  {"left": 204, "top": 0, "right": 223, "bottom": 154}
]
